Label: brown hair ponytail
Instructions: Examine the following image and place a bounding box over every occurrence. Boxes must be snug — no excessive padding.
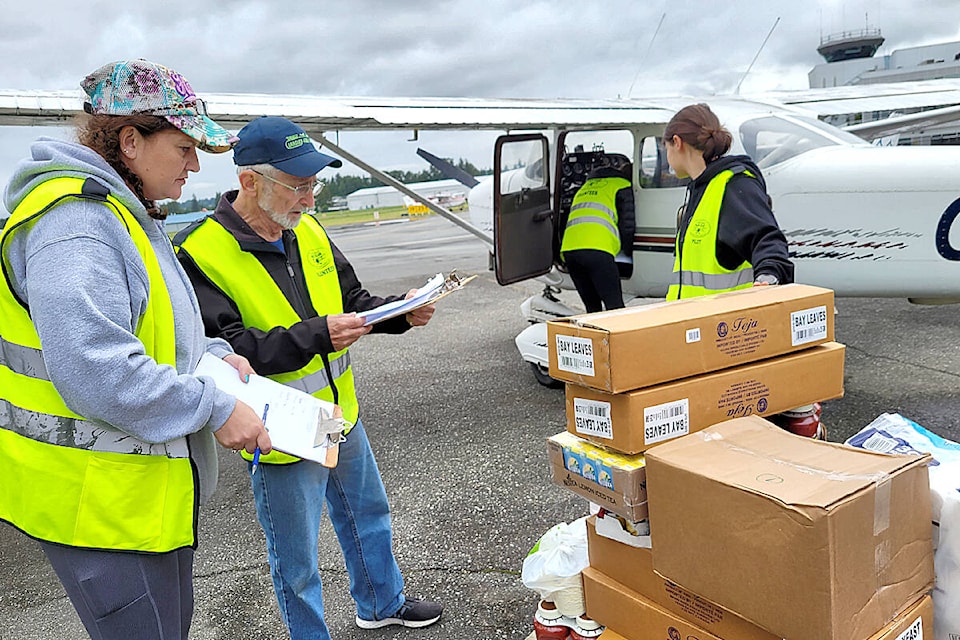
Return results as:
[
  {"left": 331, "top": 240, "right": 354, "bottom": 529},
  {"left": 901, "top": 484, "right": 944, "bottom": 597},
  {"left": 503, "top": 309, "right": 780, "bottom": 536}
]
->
[{"left": 664, "top": 103, "right": 732, "bottom": 163}]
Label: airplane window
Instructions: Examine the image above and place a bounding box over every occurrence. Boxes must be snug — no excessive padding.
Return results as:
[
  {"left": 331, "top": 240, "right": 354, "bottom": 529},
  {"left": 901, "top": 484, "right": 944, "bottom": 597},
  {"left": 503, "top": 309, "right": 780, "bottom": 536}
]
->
[
  {"left": 639, "top": 136, "right": 687, "bottom": 189},
  {"left": 793, "top": 115, "right": 871, "bottom": 146},
  {"left": 740, "top": 117, "right": 838, "bottom": 169},
  {"left": 498, "top": 138, "right": 547, "bottom": 195}
]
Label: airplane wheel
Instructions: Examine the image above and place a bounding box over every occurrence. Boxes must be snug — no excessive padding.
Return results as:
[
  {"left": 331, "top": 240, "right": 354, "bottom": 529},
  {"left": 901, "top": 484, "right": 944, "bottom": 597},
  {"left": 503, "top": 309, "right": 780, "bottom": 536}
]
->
[{"left": 530, "top": 362, "right": 563, "bottom": 389}]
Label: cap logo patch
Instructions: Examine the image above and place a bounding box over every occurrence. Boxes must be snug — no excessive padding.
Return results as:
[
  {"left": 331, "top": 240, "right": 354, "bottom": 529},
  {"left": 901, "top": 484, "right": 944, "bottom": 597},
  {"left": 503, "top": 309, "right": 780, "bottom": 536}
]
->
[{"left": 285, "top": 133, "right": 312, "bottom": 150}]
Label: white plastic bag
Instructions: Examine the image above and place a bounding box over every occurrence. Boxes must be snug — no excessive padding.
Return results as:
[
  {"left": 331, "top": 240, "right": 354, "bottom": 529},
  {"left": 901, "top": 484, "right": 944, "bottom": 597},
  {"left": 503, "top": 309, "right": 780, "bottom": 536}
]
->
[
  {"left": 845, "top": 413, "right": 960, "bottom": 640},
  {"left": 521, "top": 516, "right": 590, "bottom": 609}
]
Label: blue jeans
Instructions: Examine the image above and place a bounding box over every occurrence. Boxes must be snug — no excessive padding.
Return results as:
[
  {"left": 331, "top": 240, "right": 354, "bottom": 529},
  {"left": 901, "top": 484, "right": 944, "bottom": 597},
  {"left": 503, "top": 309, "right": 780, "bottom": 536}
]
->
[{"left": 250, "top": 418, "right": 405, "bottom": 640}]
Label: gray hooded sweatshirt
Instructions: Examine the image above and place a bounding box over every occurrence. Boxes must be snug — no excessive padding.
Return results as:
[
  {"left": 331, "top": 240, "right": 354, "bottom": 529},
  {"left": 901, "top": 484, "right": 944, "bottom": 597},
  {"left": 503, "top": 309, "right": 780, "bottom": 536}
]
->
[{"left": 3, "top": 137, "right": 236, "bottom": 503}]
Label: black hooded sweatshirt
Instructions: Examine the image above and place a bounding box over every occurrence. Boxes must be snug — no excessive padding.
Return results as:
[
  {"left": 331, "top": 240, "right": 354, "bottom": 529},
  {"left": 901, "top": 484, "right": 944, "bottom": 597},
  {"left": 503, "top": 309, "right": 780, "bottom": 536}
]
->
[
  {"left": 676, "top": 154, "right": 794, "bottom": 286},
  {"left": 175, "top": 191, "right": 411, "bottom": 378}
]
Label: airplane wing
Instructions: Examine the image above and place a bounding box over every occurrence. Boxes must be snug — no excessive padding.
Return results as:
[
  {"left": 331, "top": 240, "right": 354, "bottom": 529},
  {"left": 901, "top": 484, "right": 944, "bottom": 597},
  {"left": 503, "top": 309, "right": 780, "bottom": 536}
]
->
[
  {"left": 0, "top": 90, "right": 676, "bottom": 132},
  {"left": 750, "top": 78, "right": 960, "bottom": 139},
  {"left": 755, "top": 78, "right": 960, "bottom": 116}
]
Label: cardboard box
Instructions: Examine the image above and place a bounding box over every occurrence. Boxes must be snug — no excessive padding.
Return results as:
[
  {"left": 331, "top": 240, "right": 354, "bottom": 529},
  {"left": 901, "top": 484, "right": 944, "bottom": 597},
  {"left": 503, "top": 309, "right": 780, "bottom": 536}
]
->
[
  {"left": 548, "top": 283, "right": 834, "bottom": 393},
  {"left": 868, "top": 594, "right": 931, "bottom": 640},
  {"left": 646, "top": 416, "right": 935, "bottom": 640},
  {"left": 586, "top": 516, "right": 779, "bottom": 640},
  {"left": 546, "top": 432, "right": 647, "bottom": 521},
  {"left": 582, "top": 567, "right": 723, "bottom": 640},
  {"left": 567, "top": 342, "right": 845, "bottom": 453}
]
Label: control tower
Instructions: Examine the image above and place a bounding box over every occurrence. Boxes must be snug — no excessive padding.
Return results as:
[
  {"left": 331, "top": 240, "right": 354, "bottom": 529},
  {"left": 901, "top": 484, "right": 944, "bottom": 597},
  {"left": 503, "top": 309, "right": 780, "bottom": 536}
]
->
[{"left": 817, "top": 28, "right": 884, "bottom": 63}]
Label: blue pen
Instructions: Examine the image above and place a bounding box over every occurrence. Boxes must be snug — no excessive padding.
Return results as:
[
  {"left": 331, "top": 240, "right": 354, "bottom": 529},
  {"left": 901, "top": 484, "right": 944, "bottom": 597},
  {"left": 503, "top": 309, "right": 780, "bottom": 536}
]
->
[{"left": 252, "top": 404, "right": 269, "bottom": 476}]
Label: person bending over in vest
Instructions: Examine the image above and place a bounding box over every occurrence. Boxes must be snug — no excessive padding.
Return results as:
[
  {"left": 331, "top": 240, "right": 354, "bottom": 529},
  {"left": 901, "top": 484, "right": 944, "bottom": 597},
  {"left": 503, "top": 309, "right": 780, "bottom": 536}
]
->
[
  {"left": 560, "top": 160, "right": 636, "bottom": 313},
  {"left": 0, "top": 59, "right": 270, "bottom": 640},
  {"left": 663, "top": 104, "right": 824, "bottom": 439},
  {"left": 174, "top": 116, "right": 442, "bottom": 639}
]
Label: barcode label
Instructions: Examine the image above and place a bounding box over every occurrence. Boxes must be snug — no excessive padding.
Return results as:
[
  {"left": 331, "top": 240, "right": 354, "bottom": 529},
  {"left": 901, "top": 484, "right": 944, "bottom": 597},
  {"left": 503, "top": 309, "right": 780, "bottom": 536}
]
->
[
  {"left": 791, "top": 305, "right": 828, "bottom": 346},
  {"left": 555, "top": 335, "right": 595, "bottom": 376},
  {"left": 895, "top": 616, "right": 922, "bottom": 640},
  {"left": 686, "top": 327, "right": 701, "bottom": 343},
  {"left": 573, "top": 398, "right": 613, "bottom": 439},
  {"left": 861, "top": 432, "right": 898, "bottom": 453},
  {"left": 644, "top": 399, "right": 690, "bottom": 445}
]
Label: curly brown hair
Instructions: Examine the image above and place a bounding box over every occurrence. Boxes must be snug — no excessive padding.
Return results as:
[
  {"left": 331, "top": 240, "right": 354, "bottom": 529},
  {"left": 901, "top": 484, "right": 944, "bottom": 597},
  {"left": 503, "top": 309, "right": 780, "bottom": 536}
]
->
[{"left": 75, "top": 114, "right": 177, "bottom": 219}]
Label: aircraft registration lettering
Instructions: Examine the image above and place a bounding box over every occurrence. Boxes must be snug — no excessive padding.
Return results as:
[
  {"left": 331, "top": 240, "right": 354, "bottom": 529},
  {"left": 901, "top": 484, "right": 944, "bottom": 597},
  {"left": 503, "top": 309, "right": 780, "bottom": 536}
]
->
[
  {"left": 791, "top": 305, "right": 828, "bottom": 346},
  {"left": 573, "top": 398, "right": 612, "bottom": 439},
  {"left": 555, "top": 335, "right": 594, "bottom": 376}
]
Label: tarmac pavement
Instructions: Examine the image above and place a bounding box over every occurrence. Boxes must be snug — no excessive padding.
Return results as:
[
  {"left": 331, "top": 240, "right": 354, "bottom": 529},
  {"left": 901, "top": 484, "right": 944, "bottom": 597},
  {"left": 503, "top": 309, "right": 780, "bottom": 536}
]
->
[{"left": 3, "top": 215, "right": 960, "bottom": 639}]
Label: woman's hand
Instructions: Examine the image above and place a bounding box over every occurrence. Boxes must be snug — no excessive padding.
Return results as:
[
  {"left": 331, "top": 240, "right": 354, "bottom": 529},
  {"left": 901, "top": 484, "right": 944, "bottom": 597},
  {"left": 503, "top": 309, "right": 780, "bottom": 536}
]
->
[
  {"left": 223, "top": 353, "right": 256, "bottom": 382},
  {"left": 215, "top": 400, "right": 272, "bottom": 454}
]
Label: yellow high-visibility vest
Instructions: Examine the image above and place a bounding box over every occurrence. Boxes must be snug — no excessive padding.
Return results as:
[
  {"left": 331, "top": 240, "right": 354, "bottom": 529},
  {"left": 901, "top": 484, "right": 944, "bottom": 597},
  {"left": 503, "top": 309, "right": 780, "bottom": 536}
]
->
[
  {"left": 561, "top": 177, "right": 630, "bottom": 257},
  {"left": 667, "top": 169, "right": 755, "bottom": 300},
  {"left": 177, "top": 215, "right": 357, "bottom": 465},
  {"left": 0, "top": 177, "right": 196, "bottom": 553}
]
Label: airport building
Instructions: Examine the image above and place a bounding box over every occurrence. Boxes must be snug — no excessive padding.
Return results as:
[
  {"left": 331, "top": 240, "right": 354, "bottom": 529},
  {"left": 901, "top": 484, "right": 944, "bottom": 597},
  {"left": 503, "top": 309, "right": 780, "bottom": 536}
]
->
[
  {"left": 809, "top": 30, "right": 960, "bottom": 144},
  {"left": 345, "top": 178, "right": 470, "bottom": 210}
]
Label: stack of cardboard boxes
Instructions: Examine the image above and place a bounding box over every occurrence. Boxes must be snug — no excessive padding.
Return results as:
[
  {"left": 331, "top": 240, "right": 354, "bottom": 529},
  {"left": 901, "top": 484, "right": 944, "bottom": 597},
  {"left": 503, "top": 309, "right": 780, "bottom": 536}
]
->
[{"left": 543, "top": 284, "right": 935, "bottom": 640}]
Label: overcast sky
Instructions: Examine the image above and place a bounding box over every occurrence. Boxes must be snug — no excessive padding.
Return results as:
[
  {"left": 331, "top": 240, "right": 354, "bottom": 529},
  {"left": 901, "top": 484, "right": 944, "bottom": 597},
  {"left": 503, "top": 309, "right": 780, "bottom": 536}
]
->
[{"left": 2, "top": 0, "right": 959, "bottom": 208}]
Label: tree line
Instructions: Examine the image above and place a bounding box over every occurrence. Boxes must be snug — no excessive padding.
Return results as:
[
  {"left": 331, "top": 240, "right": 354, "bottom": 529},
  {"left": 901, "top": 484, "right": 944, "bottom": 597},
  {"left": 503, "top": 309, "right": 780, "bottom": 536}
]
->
[{"left": 159, "top": 157, "right": 489, "bottom": 215}]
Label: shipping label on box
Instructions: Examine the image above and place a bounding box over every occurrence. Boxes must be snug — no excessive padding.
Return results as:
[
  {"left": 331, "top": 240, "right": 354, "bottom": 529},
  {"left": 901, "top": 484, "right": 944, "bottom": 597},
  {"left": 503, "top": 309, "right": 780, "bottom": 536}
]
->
[
  {"left": 646, "top": 416, "right": 934, "bottom": 640},
  {"left": 566, "top": 342, "right": 846, "bottom": 454},
  {"left": 546, "top": 432, "right": 647, "bottom": 521},
  {"left": 548, "top": 283, "right": 835, "bottom": 393}
]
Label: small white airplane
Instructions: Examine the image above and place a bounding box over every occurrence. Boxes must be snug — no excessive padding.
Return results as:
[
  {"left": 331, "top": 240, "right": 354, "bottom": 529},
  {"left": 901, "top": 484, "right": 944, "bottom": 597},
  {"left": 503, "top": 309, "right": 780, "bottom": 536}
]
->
[{"left": 4, "top": 80, "right": 960, "bottom": 385}]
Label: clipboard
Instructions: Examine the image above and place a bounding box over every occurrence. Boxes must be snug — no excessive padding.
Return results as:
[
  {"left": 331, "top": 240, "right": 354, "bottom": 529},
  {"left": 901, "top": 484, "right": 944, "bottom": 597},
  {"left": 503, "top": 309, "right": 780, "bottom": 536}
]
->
[
  {"left": 196, "top": 354, "right": 351, "bottom": 467},
  {"left": 357, "top": 270, "right": 476, "bottom": 326}
]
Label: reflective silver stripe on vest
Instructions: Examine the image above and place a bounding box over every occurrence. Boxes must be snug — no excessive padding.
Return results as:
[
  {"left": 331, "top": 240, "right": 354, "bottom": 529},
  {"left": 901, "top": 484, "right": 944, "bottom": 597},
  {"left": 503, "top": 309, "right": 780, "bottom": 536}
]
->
[
  {"left": 283, "top": 352, "right": 352, "bottom": 395},
  {"left": 0, "top": 337, "right": 49, "bottom": 380},
  {"left": 0, "top": 399, "right": 189, "bottom": 458},
  {"left": 565, "top": 214, "right": 618, "bottom": 238},
  {"left": 570, "top": 201, "right": 617, "bottom": 220},
  {"left": 678, "top": 268, "right": 755, "bottom": 291}
]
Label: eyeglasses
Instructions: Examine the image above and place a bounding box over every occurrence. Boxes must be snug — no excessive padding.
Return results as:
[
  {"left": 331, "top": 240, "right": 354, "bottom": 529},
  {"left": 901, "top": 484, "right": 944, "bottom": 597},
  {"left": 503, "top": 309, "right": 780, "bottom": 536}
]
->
[{"left": 251, "top": 170, "right": 324, "bottom": 197}]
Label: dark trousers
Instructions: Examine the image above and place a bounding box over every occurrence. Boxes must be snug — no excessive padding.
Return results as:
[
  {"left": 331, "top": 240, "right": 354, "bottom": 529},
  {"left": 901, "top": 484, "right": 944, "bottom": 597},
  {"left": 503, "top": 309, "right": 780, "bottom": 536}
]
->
[
  {"left": 563, "top": 249, "right": 624, "bottom": 313},
  {"left": 40, "top": 541, "right": 194, "bottom": 640}
]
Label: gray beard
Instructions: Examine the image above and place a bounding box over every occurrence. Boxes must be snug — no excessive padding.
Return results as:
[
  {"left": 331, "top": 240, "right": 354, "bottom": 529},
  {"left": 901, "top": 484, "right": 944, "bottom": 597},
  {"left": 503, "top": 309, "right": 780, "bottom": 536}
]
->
[{"left": 257, "top": 190, "right": 302, "bottom": 230}]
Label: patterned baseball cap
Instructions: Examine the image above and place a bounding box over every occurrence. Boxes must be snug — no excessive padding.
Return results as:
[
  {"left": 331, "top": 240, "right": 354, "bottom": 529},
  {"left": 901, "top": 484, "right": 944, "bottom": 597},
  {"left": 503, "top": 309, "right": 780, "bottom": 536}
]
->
[{"left": 81, "top": 59, "right": 237, "bottom": 153}]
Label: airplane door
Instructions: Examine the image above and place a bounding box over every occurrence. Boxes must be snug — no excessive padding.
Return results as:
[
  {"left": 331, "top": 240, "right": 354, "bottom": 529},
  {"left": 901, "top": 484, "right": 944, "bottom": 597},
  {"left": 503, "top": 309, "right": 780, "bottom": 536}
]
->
[{"left": 493, "top": 134, "right": 553, "bottom": 285}]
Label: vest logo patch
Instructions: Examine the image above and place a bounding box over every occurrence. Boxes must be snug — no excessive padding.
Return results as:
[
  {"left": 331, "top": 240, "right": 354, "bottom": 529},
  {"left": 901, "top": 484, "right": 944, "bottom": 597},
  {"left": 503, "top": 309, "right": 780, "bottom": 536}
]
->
[
  {"left": 690, "top": 219, "right": 711, "bottom": 238},
  {"left": 308, "top": 249, "right": 335, "bottom": 277}
]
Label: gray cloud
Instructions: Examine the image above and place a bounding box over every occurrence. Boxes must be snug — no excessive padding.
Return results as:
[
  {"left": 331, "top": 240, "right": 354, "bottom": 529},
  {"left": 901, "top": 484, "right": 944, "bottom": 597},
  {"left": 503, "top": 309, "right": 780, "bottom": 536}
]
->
[{"left": 1, "top": 0, "right": 959, "bottom": 205}]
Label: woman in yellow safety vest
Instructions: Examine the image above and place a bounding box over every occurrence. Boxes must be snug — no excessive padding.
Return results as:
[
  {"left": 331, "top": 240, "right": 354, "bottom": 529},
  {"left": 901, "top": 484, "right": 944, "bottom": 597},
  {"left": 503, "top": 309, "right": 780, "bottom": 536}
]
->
[
  {"left": 663, "top": 104, "right": 826, "bottom": 439},
  {"left": 0, "top": 59, "right": 270, "bottom": 640},
  {"left": 663, "top": 103, "right": 793, "bottom": 300}
]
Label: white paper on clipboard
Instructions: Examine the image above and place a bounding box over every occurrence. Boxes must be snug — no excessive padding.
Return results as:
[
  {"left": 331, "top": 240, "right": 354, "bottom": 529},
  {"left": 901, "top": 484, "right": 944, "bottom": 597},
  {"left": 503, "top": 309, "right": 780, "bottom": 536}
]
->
[
  {"left": 356, "top": 271, "right": 476, "bottom": 326},
  {"left": 195, "top": 354, "right": 348, "bottom": 464}
]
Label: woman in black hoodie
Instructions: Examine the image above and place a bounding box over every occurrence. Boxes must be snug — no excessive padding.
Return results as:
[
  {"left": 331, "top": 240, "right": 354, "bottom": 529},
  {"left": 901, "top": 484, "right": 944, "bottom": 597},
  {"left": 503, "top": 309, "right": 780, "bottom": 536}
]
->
[
  {"left": 663, "top": 104, "right": 827, "bottom": 438},
  {"left": 663, "top": 103, "right": 793, "bottom": 301}
]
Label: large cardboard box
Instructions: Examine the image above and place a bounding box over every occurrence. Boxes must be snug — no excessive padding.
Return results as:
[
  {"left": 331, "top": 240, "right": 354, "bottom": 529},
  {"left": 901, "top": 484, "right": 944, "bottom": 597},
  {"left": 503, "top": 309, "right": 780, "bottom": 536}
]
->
[
  {"left": 586, "top": 516, "right": 779, "bottom": 640},
  {"left": 582, "top": 567, "right": 723, "bottom": 640},
  {"left": 567, "top": 342, "right": 845, "bottom": 454},
  {"left": 548, "top": 283, "right": 834, "bottom": 393},
  {"left": 546, "top": 432, "right": 647, "bottom": 521},
  {"left": 646, "top": 416, "right": 934, "bottom": 640}
]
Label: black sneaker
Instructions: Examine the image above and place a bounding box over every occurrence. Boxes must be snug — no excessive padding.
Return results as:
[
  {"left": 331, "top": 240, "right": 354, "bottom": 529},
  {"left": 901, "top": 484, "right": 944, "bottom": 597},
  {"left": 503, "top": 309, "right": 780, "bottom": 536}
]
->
[{"left": 355, "top": 596, "right": 443, "bottom": 629}]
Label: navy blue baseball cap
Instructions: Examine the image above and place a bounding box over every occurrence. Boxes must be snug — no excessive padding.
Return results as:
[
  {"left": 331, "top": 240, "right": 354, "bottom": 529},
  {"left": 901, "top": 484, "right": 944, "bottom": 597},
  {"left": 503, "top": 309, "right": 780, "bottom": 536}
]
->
[{"left": 234, "top": 116, "right": 343, "bottom": 177}]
